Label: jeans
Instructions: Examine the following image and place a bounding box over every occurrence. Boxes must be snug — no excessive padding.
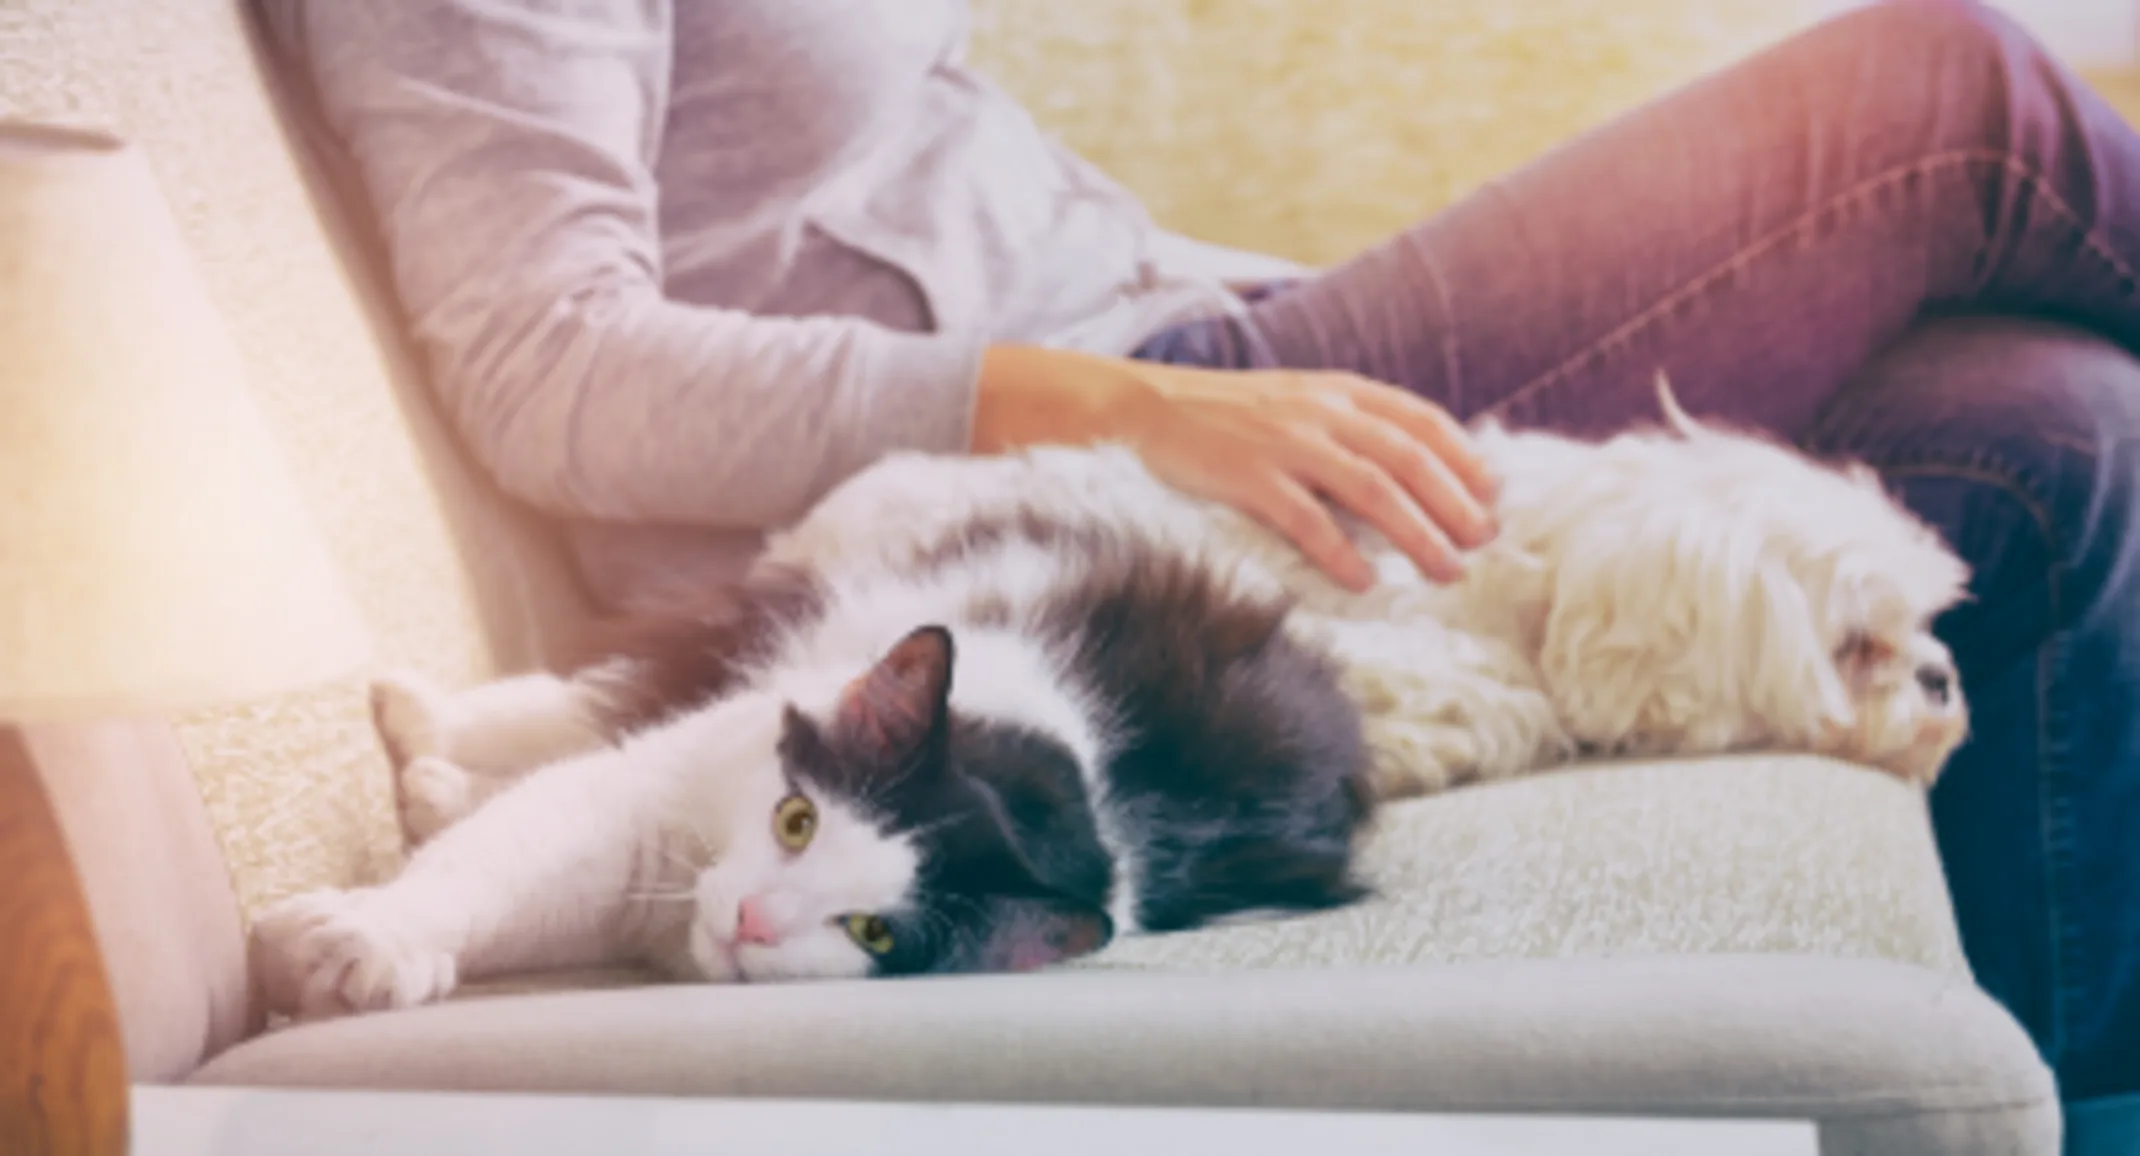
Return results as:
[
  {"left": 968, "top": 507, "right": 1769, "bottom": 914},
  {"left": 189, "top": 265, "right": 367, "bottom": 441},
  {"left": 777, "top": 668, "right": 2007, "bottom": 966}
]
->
[{"left": 1132, "top": 0, "right": 2140, "bottom": 1146}]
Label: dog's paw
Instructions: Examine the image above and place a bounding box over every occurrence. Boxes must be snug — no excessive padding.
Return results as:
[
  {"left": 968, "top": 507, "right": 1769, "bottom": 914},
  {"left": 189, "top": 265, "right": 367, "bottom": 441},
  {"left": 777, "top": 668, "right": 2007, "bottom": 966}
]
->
[
  {"left": 250, "top": 888, "right": 458, "bottom": 1020},
  {"left": 1360, "top": 720, "right": 1460, "bottom": 800},
  {"left": 397, "top": 754, "right": 477, "bottom": 845},
  {"left": 369, "top": 669, "right": 457, "bottom": 768}
]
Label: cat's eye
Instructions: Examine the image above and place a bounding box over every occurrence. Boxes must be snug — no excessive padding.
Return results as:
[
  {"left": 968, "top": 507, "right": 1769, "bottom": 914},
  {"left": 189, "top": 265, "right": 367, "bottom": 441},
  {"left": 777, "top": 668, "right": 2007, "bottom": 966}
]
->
[
  {"left": 773, "top": 793, "right": 817, "bottom": 851},
  {"left": 842, "top": 913, "right": 894, "bottom": 955}
]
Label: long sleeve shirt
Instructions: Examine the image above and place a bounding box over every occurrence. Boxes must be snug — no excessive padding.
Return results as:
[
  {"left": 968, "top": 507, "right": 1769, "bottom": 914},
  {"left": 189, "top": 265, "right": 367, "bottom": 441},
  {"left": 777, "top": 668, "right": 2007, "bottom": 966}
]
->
[{"left": 256, "top": 0, "right": 1301, "bottom": 607}]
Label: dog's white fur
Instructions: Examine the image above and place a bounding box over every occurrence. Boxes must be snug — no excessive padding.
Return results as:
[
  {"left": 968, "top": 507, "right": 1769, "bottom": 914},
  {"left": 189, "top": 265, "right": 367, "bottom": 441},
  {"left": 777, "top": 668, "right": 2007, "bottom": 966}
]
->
[
  {"left": 765, "top": 382, "right": 1973, "bottom": 795},
  {"left": 376, "top": 380, "right": 1973, "bottom": 822},
  {"left": 252, "top": 383, "right": 1971, "bottom": 1018}
]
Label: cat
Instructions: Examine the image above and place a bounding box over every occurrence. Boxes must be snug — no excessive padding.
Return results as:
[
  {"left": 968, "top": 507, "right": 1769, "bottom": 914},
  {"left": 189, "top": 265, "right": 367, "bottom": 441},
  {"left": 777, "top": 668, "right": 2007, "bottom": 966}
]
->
[
  {"left": 254, "top": 382, "right": 1970, "bottom": 1018},
  {"left": 251, "top": 517, "right": 1377, "bottom": 1020}
]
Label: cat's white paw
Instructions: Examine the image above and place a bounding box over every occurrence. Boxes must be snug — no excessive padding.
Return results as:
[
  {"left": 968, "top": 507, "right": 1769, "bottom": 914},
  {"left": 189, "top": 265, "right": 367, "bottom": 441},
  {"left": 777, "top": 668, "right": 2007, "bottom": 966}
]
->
[
  {"left": 398, "top": 755, "right": 476, "bottom": 845},
  {"left": 250, "top": 888, "right": 459, "bottom": 1020},
  {"left": 369, "top": 668, "right": 457, "bottom": 767}
]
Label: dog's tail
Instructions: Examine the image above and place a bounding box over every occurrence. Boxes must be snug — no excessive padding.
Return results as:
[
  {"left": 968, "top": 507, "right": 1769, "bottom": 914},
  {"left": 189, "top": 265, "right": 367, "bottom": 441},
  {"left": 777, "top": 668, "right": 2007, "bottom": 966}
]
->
[{"left": 1654, "top": 372, "right": 1704, "bottom": 439}]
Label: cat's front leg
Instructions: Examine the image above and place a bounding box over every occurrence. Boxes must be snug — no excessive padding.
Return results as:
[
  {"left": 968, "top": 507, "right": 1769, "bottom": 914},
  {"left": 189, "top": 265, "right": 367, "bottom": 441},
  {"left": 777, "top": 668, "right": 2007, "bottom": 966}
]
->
[
  {"left": 248, "top": 886, "right": 461, "bottom": 1017},
  {"left": 252, "top": 744, "right": 680, "bottom": 1020}
]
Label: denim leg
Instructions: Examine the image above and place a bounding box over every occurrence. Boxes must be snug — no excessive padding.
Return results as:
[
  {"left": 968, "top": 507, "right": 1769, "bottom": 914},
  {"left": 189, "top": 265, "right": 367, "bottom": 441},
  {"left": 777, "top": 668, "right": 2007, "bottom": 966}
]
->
[
  {"left": 1135, "top": 0, "right": 2140, "bottom": 440},
  {"left": 1802, "top": 317, "right": 2140, "bottom": 1140}
]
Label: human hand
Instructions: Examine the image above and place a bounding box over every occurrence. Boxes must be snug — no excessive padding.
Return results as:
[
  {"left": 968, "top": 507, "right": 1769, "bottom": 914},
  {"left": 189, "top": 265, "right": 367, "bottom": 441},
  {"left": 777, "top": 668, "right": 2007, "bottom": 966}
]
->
[{"left": 971, "top": 345, "right": 1498, "bottom": 591}]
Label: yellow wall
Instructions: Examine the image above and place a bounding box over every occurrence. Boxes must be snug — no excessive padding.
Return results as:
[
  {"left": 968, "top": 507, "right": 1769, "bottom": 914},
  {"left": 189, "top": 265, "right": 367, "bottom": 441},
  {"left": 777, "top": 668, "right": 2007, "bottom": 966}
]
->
[{"left": 968, "top": 1, "right": 1845, "bottom": 265}]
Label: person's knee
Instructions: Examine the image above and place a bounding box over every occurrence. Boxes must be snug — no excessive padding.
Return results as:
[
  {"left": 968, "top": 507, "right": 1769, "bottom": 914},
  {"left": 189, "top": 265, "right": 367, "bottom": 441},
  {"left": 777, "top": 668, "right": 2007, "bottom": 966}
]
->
[
  {"left": 1853, "top": 0, "right": 2024, "bottom": 51},
  {"left": 1806, "top": 318, "right": 2140, "bottom": 637},
  {"left": 1826, "top": 0, "right": 2038, "bottom": 146}
]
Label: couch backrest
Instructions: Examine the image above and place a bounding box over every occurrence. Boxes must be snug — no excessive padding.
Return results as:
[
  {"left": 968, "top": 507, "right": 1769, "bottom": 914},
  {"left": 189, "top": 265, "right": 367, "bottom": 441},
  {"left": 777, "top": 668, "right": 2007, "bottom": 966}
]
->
[{"left": 1, "top": 0, "right": 592, "bottom": 1079}]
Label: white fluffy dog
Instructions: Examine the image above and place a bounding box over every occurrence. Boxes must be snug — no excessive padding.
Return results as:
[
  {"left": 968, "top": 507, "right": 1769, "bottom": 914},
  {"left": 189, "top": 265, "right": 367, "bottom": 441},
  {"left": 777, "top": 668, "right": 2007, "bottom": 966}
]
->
[{"left": 762, "top": 382, "right": 1974, "bottom": 798}]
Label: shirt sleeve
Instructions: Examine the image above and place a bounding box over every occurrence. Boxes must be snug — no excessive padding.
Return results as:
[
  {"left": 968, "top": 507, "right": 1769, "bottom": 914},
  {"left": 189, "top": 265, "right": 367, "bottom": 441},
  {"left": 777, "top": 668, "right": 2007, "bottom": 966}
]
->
[{"left": 262, "top": 0, "right": 985, "bottom": 531}]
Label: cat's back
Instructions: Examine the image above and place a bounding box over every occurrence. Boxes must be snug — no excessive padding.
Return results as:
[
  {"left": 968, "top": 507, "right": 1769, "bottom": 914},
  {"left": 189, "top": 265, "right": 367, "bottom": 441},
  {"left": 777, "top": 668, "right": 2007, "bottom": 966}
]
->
[{"left": 1029, "top": 534, "right": 1377, "bottom": 933}]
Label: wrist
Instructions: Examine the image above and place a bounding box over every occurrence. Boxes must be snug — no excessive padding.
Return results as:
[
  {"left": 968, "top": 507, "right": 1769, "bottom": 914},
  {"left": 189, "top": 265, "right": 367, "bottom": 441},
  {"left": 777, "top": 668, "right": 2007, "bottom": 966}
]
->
[{"left": 971, "top": 344, "right": 1149, "bottom": 455}]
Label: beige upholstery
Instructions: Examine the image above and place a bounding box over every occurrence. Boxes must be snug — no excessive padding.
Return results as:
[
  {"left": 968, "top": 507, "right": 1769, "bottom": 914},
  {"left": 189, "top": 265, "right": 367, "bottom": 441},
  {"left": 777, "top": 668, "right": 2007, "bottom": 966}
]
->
[
  {"left": 0, "top": 3, "right": 2061, "bottom": 1152},
  {"left": 1084, "top": 757, "right": 1966, "bottom": 975},
  {"left": 195, "top": 955, "right": 2057, "bottom": 1156}
]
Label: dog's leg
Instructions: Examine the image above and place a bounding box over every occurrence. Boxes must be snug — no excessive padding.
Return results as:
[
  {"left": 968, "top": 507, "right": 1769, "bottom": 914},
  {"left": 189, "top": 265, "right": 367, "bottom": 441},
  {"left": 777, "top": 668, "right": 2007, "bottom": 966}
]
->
[{"left": 1302, "top": 615, "right": 1574, "bottom": 800}]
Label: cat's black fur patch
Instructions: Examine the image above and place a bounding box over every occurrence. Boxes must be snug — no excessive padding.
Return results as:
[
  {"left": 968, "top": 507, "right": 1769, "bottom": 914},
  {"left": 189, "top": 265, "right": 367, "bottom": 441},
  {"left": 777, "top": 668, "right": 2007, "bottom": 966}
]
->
[{"left": 1035, "top": 535, "right": 1375, "bottom": 931}]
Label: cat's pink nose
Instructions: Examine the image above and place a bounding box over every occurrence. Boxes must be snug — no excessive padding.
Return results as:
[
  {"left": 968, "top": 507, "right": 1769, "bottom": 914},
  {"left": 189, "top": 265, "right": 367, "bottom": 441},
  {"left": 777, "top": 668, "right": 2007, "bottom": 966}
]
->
[{"left": 734, "top": 897, "right": 780, "bottom": 946}]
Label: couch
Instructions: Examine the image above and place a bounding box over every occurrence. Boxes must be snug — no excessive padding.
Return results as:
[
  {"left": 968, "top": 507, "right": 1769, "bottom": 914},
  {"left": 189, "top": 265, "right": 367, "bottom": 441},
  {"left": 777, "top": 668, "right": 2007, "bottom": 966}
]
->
[{"left": 2, "top": 1, "right": 2062, "bottom": 1153}]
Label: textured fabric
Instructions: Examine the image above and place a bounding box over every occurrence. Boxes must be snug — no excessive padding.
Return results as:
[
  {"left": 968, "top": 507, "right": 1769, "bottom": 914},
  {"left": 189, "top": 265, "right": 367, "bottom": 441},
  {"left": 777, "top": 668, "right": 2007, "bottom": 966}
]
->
[
  {"left": 1081, "top": 757, "right": 1966, "bottom": 976},
  {"left": 1136, "top": 1, "right": 2140, "bottom": 1110},
  {"left": 193, "top": 953, "right": 2058, "bottom": 1156}
]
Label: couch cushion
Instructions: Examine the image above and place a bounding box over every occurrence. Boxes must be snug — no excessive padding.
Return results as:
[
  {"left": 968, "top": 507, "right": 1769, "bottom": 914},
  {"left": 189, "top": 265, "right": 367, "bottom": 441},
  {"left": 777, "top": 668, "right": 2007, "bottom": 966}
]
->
[
  {"left": 1088, "top": 755, "right": 1968, "bottom": 975},
  {"left": 324, "top": 754, "right": 1972, "bottom": 998},
  {"left": 192, "top": 954, "right": 2056, "bottom": 1156},
  {"left": 197, "top": 755, "right": 2025, "bottom": 1154}
]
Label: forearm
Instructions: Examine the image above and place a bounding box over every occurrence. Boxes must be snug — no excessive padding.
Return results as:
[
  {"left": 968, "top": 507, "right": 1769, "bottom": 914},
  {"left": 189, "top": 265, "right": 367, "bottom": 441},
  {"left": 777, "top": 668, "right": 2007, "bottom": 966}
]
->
[
  {"left": 432, "top": 284, "right": 986, "bottom": 529},
  {"left": 970, "top": 343, "right": 1152, "bottom": 456}
]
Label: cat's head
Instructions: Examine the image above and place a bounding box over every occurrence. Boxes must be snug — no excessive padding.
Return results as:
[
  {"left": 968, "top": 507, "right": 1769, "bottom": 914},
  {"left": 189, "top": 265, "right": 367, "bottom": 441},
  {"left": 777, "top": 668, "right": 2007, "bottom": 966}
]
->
[{"left": 684, "top": 625, "right": 1113, "bottom": 983}]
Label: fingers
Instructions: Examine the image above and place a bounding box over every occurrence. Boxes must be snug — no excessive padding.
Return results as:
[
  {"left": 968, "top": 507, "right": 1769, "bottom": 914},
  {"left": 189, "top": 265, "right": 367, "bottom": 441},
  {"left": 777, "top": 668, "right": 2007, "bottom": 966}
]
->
[
  {"left": 1282, "top": 434, "right": 1466, "bottom": 585},
  {"left": 1326, "top": 404, "right": 1495, "bottom": 552},
  {"left": 1237, "top": 471, "right": 1378, "bottom": 592},
  {"left": 1336, "top": 375, "right": 1499, "bottom": 504}
]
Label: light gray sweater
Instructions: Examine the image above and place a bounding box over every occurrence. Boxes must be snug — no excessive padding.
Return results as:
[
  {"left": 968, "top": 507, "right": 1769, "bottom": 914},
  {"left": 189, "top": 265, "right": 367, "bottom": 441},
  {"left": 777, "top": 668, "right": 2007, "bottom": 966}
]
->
[{"left": 259, "top": 0, "right": 1300, "bottom": 607}]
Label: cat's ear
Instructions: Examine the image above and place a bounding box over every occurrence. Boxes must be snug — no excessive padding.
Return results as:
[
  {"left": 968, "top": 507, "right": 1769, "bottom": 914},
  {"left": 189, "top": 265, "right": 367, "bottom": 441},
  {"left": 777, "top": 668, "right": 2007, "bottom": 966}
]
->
[
  {"left": 833, "top": 625, "right": 954, "bottom": 764},
  {"left": 968, "top": 896, "right": 1113, "bottom": 974}
]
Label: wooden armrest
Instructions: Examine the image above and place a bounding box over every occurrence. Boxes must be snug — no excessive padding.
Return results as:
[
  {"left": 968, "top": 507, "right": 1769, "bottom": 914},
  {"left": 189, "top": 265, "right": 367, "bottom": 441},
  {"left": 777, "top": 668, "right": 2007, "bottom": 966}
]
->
[{"left": 0, "top": 723, "right": 131, "bottom": 1156}]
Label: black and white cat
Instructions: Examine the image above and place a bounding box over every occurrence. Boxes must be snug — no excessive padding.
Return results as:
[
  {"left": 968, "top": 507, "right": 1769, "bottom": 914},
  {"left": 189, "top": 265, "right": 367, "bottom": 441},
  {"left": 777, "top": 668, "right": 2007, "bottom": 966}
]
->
[{"left": 251, "top": 517, "right": 1376, "bottom": 1019}]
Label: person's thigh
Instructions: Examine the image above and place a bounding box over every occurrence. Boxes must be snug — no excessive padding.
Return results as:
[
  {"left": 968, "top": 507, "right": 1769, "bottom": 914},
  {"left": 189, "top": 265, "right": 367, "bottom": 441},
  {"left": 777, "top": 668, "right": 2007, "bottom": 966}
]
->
[
  {"left": 1136, "top": 0, "right": 2140, "bottom": 440},
  {"left": 1800, "top": 317, "right": 2140, "bottom": 1117}
]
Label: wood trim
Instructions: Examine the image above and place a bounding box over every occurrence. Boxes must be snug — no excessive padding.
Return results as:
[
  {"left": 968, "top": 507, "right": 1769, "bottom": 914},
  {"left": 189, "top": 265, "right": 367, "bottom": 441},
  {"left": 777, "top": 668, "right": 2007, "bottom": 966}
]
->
[{"left": 0, "top": 724, "right": 129, "bottom": 1156}]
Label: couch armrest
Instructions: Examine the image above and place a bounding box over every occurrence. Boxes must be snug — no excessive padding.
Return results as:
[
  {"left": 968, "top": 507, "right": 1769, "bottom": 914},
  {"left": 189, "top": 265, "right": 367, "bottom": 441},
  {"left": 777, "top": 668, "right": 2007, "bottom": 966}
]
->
[
  {"left": 0, "top": 724, "right": 130, "bottom": 1153},
  {"left": 23, "top": 719, "right": 256, "bottom": 1084}
]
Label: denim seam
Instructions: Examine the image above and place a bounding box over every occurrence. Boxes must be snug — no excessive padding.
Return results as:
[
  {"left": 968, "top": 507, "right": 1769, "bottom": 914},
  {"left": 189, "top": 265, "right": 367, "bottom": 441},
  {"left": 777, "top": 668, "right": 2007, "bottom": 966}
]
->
[
  {"left": 1868, "top": 460, "right": 2061, "bottom": 571},
  {"left": 1484, "top": 146, "right": 2140, "bottom": 420},
  {"left": 1419, "top": 242, "right": 1466, "bottom": 418},
  {"left": 2040, "top": 626, "right": 2082, "bottom": 1069}
]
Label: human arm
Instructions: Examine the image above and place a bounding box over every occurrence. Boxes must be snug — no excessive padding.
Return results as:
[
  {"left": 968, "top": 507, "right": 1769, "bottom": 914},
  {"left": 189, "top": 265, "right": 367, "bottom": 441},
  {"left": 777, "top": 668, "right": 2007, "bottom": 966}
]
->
[
  {"left": 263, "top": 0, "right": 984, "bottom": 531},
  {"left": 265, "top": 0, "right": 1494, "bottom": 585},
  {"left": 973, "top": 345, "right": 1499, "bottom": 589}
]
